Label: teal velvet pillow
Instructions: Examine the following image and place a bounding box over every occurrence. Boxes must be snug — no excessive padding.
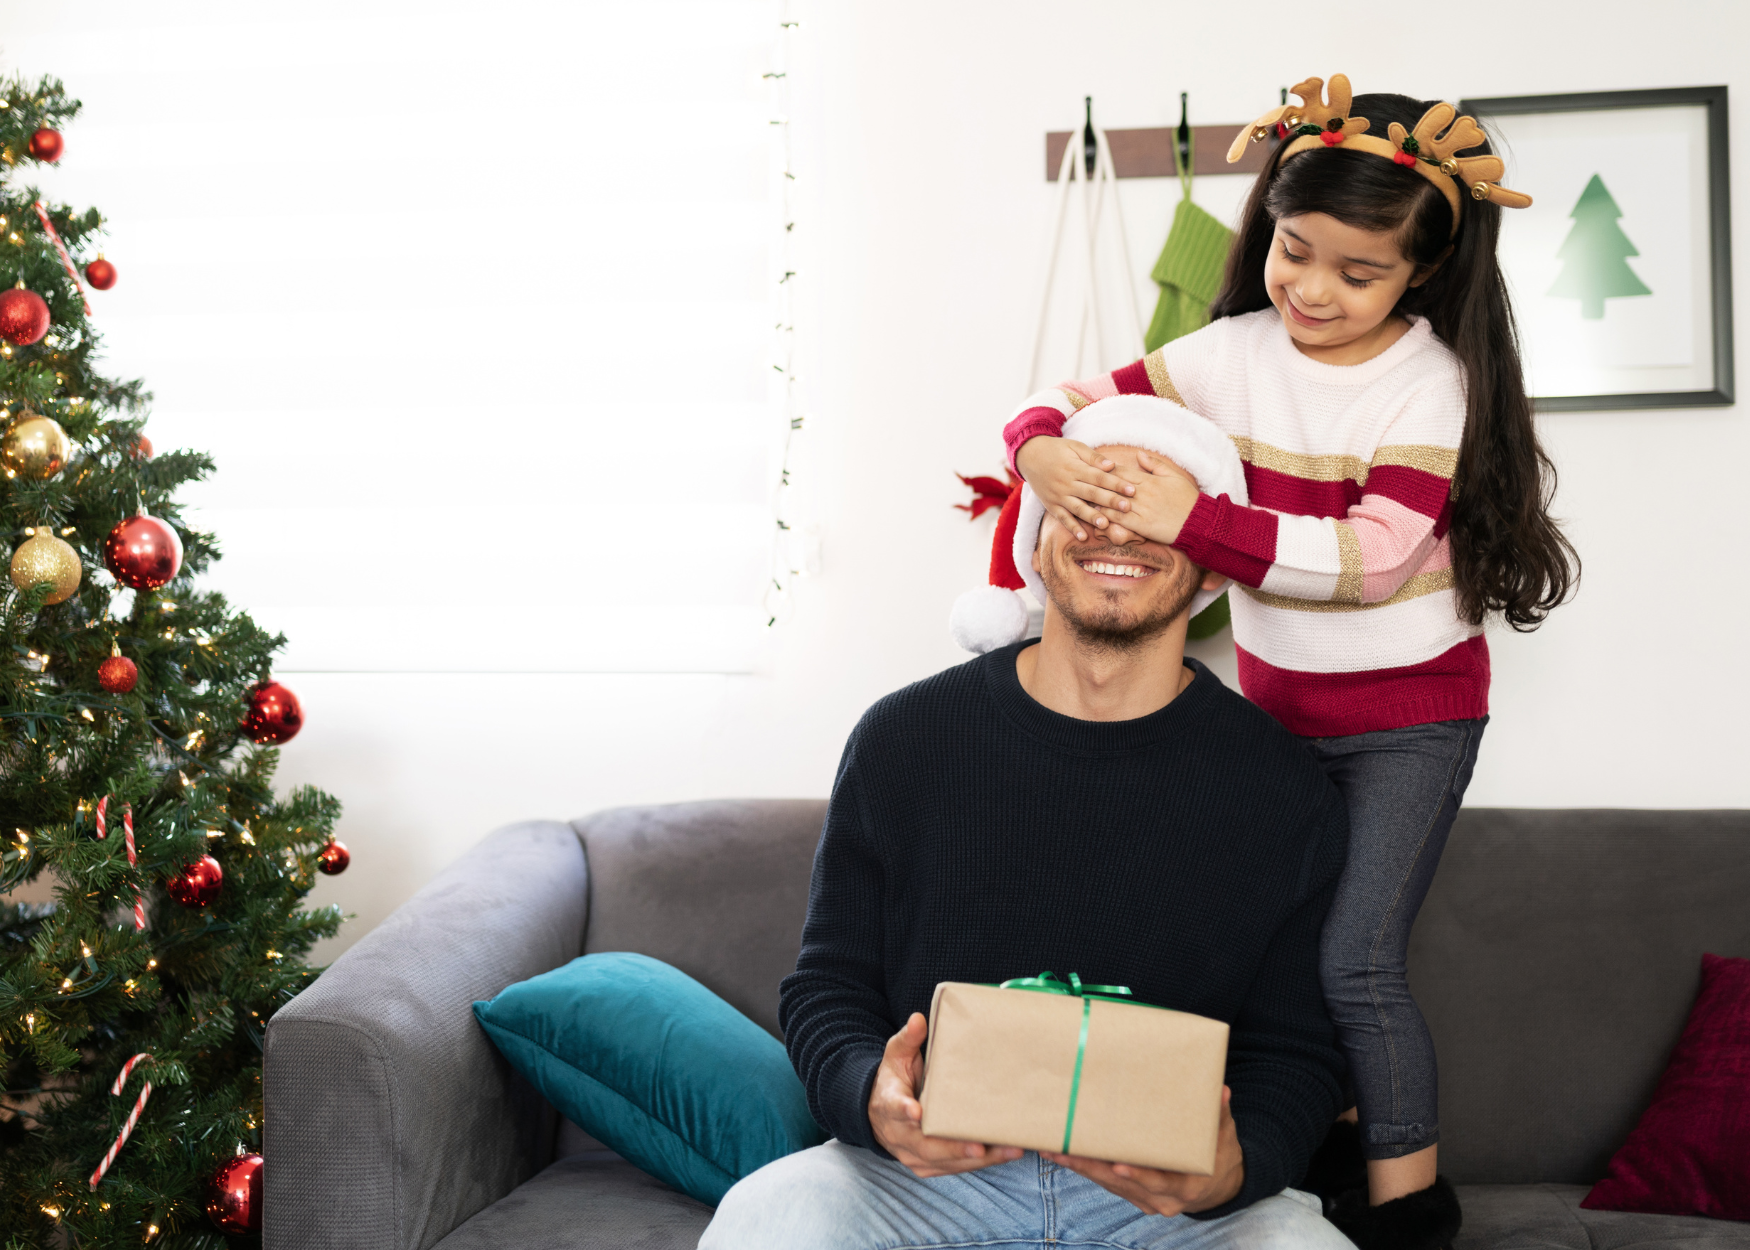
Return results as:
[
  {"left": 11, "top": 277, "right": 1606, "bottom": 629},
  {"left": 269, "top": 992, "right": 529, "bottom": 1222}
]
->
[{"left": 472, "top": 951, "right": 825, "bottom": 1205}]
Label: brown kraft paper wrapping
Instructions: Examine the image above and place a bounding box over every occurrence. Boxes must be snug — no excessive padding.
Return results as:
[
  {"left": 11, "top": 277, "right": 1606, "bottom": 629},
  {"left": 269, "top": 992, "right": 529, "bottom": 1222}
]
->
[{"left": 917, "top": 981, "right": 1230, "bottom": 1174}]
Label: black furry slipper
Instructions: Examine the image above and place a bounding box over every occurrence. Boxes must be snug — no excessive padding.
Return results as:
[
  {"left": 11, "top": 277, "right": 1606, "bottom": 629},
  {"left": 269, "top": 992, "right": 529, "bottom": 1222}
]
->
[
  {"left": 1301, "top": 1119, "right": 1368, "bottom": 1213},
  {"left": 1327, "top": 1175, "right": 1463, "bottom": 1250}
]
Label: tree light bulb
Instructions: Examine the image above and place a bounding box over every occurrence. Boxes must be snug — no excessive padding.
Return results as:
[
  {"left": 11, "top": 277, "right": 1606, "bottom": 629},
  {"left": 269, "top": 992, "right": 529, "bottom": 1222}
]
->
[
  {"left": 146, "top": 958, "right": 157, "bottom": 970},
  {"left": 81, "top": 943, "right": 92, "bottom": 957},
  {"left": 61, "top": 977, "right": 73, "bottom": 990}
]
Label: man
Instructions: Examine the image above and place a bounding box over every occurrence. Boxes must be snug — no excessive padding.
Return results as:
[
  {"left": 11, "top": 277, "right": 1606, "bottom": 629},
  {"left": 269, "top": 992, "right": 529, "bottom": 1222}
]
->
[{"left": 703, "top": 401, "right": 1353, "bottom": 1249}]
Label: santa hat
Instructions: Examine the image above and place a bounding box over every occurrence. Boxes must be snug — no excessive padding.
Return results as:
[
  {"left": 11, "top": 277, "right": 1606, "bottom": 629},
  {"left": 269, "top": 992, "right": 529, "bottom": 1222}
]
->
[{"left": 949, "top": 394, "right": 1249, "bottom": 654}]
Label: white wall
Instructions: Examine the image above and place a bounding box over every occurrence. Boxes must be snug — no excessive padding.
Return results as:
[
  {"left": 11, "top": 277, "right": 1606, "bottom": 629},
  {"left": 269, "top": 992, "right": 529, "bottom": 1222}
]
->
[{"left": 6, "top": 1, "right": 1748, "bottom": 959}]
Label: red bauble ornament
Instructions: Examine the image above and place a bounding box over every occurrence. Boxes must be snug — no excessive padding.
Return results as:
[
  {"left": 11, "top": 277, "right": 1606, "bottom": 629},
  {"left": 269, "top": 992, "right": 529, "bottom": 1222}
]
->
[
  {"left": 103, "top": 511, "right": 183, "bottom": 590},
  {"left": 27, "top": 127, "right": 62, "bottom": 162},
  {"left": 317, "top": 840, "right": 350, "bottom": 875},
  {"left": 132, "top": 433, "right": 153, "bottom": 459},
  {"left": 167, "top": 854, "right": 223, "bottom": 907},
  {"left": 0, "top": 288, "right": 50, "bottom": 345},
  {"left": 85, "top": 257, "right": 118, "bottom": 290},
  {"left": 98, "top": 653, "right": 138, "bottom": 694},
  {"left": 242, "top": 680, "right": 302, "bottom": 745},
  {"left": 205, "top": 1153, "right": 263, "bottom": 1234}
]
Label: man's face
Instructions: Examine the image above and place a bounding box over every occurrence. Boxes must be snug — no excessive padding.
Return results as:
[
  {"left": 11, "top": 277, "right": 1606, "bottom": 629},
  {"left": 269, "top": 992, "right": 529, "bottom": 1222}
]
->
[{"left": 1030, "top": 445, "right": 1213, "bottom": 650}]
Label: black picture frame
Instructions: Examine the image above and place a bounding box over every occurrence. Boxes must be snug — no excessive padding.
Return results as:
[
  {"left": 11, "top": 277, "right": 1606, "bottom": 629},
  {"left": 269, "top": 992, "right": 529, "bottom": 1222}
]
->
[{"left": 1460, "top": 86, "right": 1733, "bottom": 411}]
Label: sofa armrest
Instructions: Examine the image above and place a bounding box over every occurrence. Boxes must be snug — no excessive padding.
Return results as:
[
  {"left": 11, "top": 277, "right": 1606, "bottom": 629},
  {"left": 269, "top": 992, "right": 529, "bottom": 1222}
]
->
[{"left": 264, "top": 821, "right": 587, "bottom": 1250}]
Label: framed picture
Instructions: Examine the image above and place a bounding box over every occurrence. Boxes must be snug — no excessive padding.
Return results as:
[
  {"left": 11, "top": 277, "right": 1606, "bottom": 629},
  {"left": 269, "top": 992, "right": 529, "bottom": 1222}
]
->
[{"left": 1460, "top": 86, "right": 1733, "bottom": 410}]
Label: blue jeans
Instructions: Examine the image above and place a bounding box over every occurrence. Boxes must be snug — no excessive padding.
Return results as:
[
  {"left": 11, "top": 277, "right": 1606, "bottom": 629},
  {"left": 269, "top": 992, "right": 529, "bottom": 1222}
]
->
[
  {"left": 700, "top": 1143, "right": 1350, "bottom": 1249},
  {"left": 1305, "top": 717, "right": 1486, "bottom": 1161}
]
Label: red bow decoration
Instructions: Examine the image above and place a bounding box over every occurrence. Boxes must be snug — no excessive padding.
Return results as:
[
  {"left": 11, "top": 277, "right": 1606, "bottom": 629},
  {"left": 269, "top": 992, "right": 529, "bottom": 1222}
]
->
[{"left": 955, "top": 469, "right": 1022, "bottom": 520}]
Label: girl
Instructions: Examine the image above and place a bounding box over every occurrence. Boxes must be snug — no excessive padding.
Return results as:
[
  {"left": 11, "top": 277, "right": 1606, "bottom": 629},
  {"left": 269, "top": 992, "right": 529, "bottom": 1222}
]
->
[{"left": 1003, "top": 76, "right": 1577, "bottom": 1249}]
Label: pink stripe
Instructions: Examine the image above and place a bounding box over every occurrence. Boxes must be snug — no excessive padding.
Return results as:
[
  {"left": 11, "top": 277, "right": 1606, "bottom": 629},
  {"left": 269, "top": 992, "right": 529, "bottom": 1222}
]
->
[
  {"left": 1236, "top": 637, "right": 1490, "bottom": 736},
  {"left": 1065, "top": 375, "right": 1120, "bottom": 402},
  {"left": 1349, "top": 495, "right": 1440, "bottom": 602}
]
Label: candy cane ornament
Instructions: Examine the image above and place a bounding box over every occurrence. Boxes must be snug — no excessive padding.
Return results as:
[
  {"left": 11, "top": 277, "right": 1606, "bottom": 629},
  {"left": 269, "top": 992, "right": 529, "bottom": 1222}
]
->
[
  {"left": 88, "top": 1052, "right": 154, "bottom": 1189},
  {"left": 32, "top": 199, "right": 92, "bottom": 316},
  {"left": 94, "top": 796, "right": 146, "bottom": 930}
]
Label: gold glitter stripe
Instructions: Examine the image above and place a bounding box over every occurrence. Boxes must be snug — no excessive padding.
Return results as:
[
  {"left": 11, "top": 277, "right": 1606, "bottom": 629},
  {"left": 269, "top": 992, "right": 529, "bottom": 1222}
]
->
[
  {"left": 1228, "top": 438, "right": 1459, "bottom": 487},
  {"left": 1143, "top": 352, "right": 1185, "bottom": 406},
  {"left": 1371, "top": 444, "right": 1459, "bottom": 478},
  {"left": 1332, "top": 522, "right": 1364, "bottom": 604},
  {"left": 1063, "top": 389, "right": 1093, "bottom": 411},
  {"left": 1239, "top": 567, "right": 1455, "bottom": 613},
  {"left": 1231, "top": 437, "right": 1369, "bottom": 484}
]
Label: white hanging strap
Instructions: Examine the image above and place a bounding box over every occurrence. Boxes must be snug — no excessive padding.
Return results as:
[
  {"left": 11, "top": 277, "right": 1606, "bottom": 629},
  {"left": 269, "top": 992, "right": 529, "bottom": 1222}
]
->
[
  {"left": 1096, "top": 126, "right": 1146, "bottom": 359},
  {"left": 1026, "top": 133, "right": 1082, "bottom": 394}
]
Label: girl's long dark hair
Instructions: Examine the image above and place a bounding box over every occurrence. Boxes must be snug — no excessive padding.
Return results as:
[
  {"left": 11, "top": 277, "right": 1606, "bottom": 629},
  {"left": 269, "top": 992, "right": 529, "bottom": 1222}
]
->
[{"left": 1210, "top": 93, "right": 1578, "bottom": 629}]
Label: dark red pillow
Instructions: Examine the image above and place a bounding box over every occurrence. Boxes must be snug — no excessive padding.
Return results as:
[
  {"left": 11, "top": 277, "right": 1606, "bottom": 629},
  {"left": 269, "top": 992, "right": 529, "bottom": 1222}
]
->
[{"left": 1582, "top": 953, "right": 1750, "bottom": 1220}]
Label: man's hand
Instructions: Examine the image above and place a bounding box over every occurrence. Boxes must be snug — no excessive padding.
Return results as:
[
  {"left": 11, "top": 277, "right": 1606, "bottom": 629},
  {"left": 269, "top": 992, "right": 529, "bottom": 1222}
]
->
[
  {"left": 1040, "top": 1086, "right": 1245, "bottom": 1217},
  {"left": 1014, "top": 436, "right": 1137, "bottom": 542},
  {"left": 868, "top": 1013, "right": 1025, "bottom": 1178},
  {"left": 1094, "top": 449, "right": 1200, "bottom": 547}
]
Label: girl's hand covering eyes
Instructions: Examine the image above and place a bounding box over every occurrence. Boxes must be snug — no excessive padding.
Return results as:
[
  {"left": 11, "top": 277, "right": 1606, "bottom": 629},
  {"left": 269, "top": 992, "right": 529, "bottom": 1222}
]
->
[{"left": 1013, "top": 436, "right": 1137, "bottom": 542}]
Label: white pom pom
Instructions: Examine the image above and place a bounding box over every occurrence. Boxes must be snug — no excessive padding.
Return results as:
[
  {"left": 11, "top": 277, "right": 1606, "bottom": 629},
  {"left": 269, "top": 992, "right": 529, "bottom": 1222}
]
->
[{"left": 950, "top": 586, "right": 1030, "bottom": 654}]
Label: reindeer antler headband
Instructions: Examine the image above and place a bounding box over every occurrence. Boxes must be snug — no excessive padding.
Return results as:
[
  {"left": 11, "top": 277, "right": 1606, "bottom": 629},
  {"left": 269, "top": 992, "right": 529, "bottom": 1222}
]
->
[{"left": 1227, "top": 75, "right": 1531, "bottom": 236}]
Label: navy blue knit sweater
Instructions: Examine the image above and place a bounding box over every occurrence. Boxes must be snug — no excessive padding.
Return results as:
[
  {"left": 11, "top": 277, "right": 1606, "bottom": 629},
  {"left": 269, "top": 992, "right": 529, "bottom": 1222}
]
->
[{"left": 778, "top": 643, "right": 1350, "bottom": 1215}]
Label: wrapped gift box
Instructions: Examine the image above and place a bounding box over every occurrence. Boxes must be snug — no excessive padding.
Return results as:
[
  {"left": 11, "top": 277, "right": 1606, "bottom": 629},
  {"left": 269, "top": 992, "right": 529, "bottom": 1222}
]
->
[{"left": 917, "top": 977, "right": 1229, "bottom": 1174}]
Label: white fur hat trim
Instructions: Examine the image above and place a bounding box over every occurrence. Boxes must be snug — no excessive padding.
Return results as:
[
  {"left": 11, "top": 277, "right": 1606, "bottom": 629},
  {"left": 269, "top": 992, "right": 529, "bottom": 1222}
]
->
[
  {"left": 1012, "top": 394, "right": 1250, "bottom": 624},
  {"left": 949, "top": 584, "right": 1032, "bottom": 655}
]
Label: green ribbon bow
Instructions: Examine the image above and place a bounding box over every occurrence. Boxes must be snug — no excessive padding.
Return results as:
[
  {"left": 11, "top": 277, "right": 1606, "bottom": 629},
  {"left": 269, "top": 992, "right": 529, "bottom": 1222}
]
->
[{"left": 996, "top": 972, "right": 1135, "bottom": 1153}]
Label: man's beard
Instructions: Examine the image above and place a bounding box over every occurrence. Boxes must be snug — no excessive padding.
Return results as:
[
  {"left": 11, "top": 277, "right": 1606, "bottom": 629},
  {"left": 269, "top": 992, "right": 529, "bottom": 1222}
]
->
[{"left": 1038, "top": 543, "right": 1201, "bottom": 654}]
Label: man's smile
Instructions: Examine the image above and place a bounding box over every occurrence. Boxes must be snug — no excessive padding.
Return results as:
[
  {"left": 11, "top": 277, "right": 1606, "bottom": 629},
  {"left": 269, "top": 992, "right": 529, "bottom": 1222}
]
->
[{"left": 1078, "top": 558, "right": 1157, "bottom": 581}]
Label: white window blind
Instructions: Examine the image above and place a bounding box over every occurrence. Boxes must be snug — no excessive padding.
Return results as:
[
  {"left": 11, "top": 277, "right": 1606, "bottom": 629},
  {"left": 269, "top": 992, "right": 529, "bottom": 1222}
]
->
[{"left": 19, "top": 0, "right": 783, "bottom": 672}]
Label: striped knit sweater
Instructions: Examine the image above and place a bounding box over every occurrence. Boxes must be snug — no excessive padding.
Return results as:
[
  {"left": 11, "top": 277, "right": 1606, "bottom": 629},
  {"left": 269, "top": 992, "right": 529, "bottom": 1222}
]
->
[{"left": 1004, "top": 308, "right": 1487, "bottom": 738}]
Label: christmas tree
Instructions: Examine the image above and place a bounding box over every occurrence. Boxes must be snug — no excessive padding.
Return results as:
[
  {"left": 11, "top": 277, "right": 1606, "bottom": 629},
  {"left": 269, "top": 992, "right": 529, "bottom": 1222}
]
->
[
  {"left": 1547, "top": 172, "right": 1651, "bottom": 320},
  {"left": 0, "top": 75, "right": 346, "bottom": 1247}
]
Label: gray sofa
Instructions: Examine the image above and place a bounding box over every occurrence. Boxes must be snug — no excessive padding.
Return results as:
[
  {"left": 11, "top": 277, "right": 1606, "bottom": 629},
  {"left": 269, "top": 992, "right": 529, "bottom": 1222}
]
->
[{"left": 264, "top": 802, "right": 1750, "bottom": 1249}]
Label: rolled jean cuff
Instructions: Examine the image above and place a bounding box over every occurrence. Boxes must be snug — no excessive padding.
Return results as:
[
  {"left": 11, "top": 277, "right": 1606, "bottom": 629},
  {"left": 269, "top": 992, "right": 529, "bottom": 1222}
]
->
[{"left": 1363, "top": 1122, "right": 1440, "bottom": 1160}]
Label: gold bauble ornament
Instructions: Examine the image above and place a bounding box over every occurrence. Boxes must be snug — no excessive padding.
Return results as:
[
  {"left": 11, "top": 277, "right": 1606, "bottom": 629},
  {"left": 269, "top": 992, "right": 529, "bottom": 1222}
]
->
[
  {"left": 9, "top": 527, "right": 81, "bottom": 604},
  {"left": 1, "top": 413, "right": 71, "bottom": 480}
]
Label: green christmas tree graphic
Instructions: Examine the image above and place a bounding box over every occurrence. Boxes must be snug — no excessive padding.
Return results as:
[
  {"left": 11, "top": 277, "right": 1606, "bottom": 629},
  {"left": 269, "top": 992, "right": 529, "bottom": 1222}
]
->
[{"left": 1548, "top": 173, "right": 1651, "bottom": 319}]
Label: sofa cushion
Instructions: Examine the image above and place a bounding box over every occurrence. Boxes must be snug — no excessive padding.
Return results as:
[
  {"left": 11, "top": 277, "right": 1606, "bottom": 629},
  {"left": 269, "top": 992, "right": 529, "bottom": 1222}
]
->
[
  {"left": 1457, "top": 1184, "right": 1750, "bottom": 1249},
  {"left": 473, "top": 951, "right": 825, "bottom": 1205},
  {"left": 432, "top": 1155, "right": 712, "bottom": 1250},
  {"left": 1583, "top": 954, "right": 1750, "bottom": 1220}
]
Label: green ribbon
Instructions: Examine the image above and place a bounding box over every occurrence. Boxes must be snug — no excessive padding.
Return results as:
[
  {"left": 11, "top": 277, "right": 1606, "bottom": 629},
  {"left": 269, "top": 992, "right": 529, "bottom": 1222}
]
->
[{"left": 995, "top": 972, "right": 1135, "bottom": 1153}]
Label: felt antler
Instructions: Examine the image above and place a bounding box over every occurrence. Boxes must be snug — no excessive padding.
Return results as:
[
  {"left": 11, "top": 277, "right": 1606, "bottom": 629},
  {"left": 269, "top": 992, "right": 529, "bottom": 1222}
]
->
[
  {"left": 1228, "top": 74, "right": 1369, "bottom": 163},
  {"left": 1388, "top": 103, "right": 1532, "bottom": 209}
]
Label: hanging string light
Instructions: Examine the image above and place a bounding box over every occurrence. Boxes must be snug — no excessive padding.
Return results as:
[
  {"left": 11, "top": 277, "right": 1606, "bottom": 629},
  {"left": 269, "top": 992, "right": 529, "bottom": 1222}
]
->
[{"left": 762, "top": 1, "right": 804, "bottom": 628}]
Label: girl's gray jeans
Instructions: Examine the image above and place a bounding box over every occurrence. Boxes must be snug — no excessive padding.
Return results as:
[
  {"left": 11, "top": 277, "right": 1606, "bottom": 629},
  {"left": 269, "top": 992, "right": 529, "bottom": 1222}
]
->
[{"left": 1303, "top": 716, "right": 1487, "bottom": 1161}]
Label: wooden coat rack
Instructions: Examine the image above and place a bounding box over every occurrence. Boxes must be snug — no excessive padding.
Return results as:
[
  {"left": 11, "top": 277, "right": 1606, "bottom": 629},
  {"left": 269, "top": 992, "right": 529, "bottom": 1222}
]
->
[{"left": 1045, "top": 123, "right": 1275, "bottom": 180}]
